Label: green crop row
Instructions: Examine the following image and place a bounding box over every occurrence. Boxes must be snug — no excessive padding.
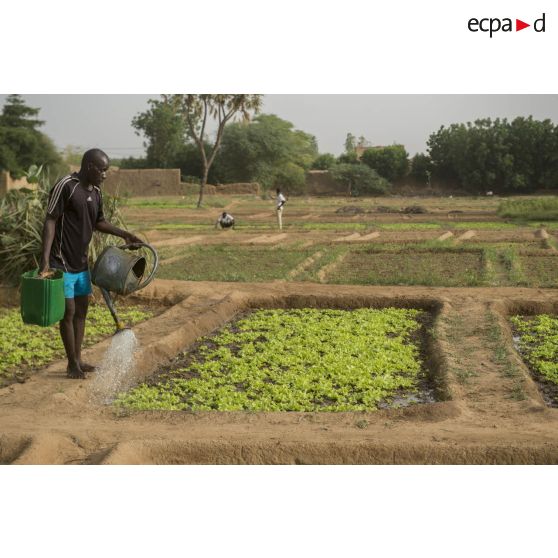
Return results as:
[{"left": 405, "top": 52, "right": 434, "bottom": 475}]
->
[
  {"left": 499, "top": 198, "right": 558, "bottom": 221},
  {"left": 0, "top": 305, "right": 153, "bottom": 378},
  {"left": 511, "top": 315, "right": 558, "bottom": 385},
  {"left": 116, "top": 307, "right": 427, "bottom": 412}
]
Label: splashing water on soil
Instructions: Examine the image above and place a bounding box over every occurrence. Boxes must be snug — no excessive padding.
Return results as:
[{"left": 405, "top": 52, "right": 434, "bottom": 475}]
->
[{"left": 89, "top": 329, "right": 139, "bottom": 404}]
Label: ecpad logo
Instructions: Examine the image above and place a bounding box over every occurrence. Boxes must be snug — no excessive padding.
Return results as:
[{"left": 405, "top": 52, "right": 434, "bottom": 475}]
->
[{"left": 468, "top": 13, "right": 546, "bottom": 37}]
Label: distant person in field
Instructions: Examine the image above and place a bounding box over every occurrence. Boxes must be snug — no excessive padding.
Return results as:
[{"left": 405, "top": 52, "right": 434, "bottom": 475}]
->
[
  {"left": 276, "top": 188, "right": 286, "bottom": 230},
  {"left": 215, "top": 211, "right": 235, "bottom": 229},
  {"left": 38, "top": 148, "right": 142, "bottom": 379}
]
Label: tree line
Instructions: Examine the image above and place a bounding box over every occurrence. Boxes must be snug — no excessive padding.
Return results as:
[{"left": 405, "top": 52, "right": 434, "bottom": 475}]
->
[
  {"left": 122, "top": 99, "right": 558, "bottom": 196},
  {"left": 2, "top": 95, "right": 558, "bottom": 200}
]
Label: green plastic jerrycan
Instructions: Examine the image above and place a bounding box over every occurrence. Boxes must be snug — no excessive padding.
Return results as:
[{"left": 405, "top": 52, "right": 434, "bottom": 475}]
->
[{"left": 20, "top": 269, "right": 66, "bottom": 327}]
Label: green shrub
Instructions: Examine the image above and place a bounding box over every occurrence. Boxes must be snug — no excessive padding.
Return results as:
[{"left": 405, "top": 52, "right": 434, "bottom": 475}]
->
[
  {"left": 311, "top": 153, "right": 337, "bottom": 170},
  {"left": 331, "top": 163, "right": 390, "bottom": 196},
  {"left": 361, "top": 145, "right": 409, "bottom": 182},
  {"left": 498, "top": 198, "right": 558, "bottom": 221}
]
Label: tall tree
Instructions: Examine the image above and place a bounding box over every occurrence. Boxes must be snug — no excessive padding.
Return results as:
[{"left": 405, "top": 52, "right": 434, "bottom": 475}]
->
[
  {"left": 131, "top": 99, "right": 185, "bottom": 168},
  {"left": 0, "top": 94, "right": 61, "bottom": 178},
  {"left": 331, "top": 163, "right": 390, "bottom": 196},
  {"left": 410, "top": 153, "right": 433, "bottom": 185},
  {"left": 1, "top": 94, "right": 43, "bottom": 128},
  {"left": 163, "top": 94, "right": 262, "bottom": 207},
  {"left": 311, "top": 153, "right": 337, "bottom": 170},
  {"left": 427, "top": 117, "right": 558, "bottom": 192},
  {"left": 344, "top": 132, "right": 356, "bottom": 154},
  {"left": 361, "top": 144, "right": 409, "bottom": 182},
  {"left": 217, "top": 113, "right": 317, "bottom": 193}
]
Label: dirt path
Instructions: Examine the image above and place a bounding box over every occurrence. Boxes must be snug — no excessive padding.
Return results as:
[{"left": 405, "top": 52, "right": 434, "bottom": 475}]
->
[
  {"left": 152, "top": 236, "right": 204, "bottom": 248},
  {"left": 437, "top": 231, "right": 454, "bottom": 241},
  {"left": 287, "top": 251, "right": 323, "bottom": 280},
  {"left": 456, "top": 230, "right": 477, "bottom": 241},
  {"left": 242, "top": 233, "right": 287, "bottom": 245},
  {"left": 317, "top": 253, "right": 347, "bottom": 283},
  {"left": 2, "top": 281, "right": 558, "bottom": 464}
]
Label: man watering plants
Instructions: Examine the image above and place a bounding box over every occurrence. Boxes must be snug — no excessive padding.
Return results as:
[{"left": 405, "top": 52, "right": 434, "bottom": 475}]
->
[{"left": 38, "top": 148, "right": 142, "bottom": 379}]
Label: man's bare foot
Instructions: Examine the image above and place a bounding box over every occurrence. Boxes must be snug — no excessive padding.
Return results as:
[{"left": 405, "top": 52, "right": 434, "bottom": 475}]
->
[
  {"left": 79, "top": 362, "right": 96, "bottom": 372},
  {"left": 67, "top": 364, "right": 85, "bottom": 379}
]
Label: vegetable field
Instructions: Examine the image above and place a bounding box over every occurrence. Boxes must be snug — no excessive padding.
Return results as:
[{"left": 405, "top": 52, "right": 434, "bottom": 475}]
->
[
  {"left": 2, "top": 194, "right": 558, "bottom": 464},
  {"left": 116, "top": 308, "right": 434, "bottom": 412}
]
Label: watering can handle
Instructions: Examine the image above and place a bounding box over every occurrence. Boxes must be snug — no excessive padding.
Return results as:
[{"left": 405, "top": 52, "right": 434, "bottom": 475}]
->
[{"left": 120, "top": 242, "right": 159, "bottom": 291}]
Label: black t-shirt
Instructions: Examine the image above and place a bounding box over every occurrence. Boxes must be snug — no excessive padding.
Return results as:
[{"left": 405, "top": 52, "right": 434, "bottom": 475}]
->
[{"left": 46, "top": 173, "right": 105, "bottom": 273}]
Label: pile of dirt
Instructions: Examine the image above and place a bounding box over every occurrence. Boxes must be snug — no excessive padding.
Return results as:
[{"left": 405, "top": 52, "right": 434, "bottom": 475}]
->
[
  {"left": 403, "top": 205, "right": 428, "bottom": 214},
  {"left": 335, "top": 206, "right": 365, "bottom": 215},
  {"left": 375, "top": 205, "right": 400, "bottom": 214}
]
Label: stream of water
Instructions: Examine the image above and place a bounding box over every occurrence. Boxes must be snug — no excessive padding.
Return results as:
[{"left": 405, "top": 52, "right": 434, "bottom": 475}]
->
[{"left": 89, "top": 329, "right": 139, "bottom": 404}]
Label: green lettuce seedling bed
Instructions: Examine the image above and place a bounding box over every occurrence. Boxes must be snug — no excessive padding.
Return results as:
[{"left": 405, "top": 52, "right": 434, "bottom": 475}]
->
[
  {"left": 116, "top": 307, "right": 436, "bottom": 412},
  {"left": 512, "top": 314, "right": 558, "bottom": 406}
]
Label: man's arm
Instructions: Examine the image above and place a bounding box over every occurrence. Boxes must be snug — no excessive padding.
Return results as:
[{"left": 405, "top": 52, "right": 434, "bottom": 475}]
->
[
  {"left": 38, "top": 216, "right": 56, "bottom": 276},
  {"left": 95, "top": 220, "right": 142, "bottom": 245}
]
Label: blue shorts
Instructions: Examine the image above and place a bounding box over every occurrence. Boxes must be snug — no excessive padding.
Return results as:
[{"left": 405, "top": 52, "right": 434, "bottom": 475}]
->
[{"left": 63, "top": 270, "right": 92, "bottom": 299}]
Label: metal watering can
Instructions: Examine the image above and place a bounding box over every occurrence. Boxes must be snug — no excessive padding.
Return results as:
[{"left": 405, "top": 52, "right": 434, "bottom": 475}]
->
[{"left": 91, "top": 243, "right": 159, "bottom": 333}]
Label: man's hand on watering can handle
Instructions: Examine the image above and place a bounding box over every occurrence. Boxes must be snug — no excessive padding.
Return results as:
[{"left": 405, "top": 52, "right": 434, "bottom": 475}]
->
[{"left": 124, "top": 232, "right": 143, "bottom": 249}]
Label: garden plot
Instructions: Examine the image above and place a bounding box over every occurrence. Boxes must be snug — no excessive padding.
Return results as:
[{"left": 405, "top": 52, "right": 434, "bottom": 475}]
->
[
  {"left": 518, "top": 255, "right": 558, "bottom": 287},
  {"left": 512, "top": 314, "right": 558, "bottom": 407},
  {"left": 116, "top": 307, "right": 438, "bottom": 412},
  {"left": 157, "top": 244, "right": 318, "bottom": 282},
  {"left": 325, "top": 248, "right": 485, "bottom": 287},
  {"left": 155, "top": 241, "right": 555, "bottom": 287}
]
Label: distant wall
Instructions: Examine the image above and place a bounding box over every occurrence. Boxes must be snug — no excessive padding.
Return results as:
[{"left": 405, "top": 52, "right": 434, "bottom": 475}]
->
[
  {"left": 0, "top": 171, "right": 34, "bottom": 196},
  {"left": 305, "top": 170, "right": 345, "bottom": 196},
  {"left": 103, "top": 169, "right": 182, "bottom": 196},
  {"left": 181, "top": 182, "right": 260, "bottom": 196},
  {"left": 103, "top": 169, "right": 260, "bottom": 197}
]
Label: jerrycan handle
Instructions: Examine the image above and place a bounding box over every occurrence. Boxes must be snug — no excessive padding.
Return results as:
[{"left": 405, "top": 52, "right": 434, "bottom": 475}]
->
[{"left": 120, "top": 242, "right": 159, "bottom": 291}]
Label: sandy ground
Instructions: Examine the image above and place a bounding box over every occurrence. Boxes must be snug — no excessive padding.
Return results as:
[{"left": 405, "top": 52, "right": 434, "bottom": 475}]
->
[
  {"left": 2, "top": 199, "right": 557, "bottom": 464},
  {"left": 2, "top": 279, "right": 558, "bottom": 464}
]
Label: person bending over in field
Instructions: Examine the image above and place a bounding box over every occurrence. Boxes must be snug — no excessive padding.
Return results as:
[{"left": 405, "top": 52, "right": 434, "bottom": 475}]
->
[
  {"left": 38, "top": 148, "right": 142, "bottom": 379},
  {"left": 215, "top": 211, "right": 235, "bottom": 229}
]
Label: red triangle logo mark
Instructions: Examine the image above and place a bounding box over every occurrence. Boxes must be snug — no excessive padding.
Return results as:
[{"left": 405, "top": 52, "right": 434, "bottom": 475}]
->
[{"left": 516, "top": 19, "right": 530, "bottom": 31}]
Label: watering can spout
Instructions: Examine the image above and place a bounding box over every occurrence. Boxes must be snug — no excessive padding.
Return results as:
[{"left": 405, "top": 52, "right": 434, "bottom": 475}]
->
[{"left": 99, "top": 288, "right": 130, "bottom": 334}]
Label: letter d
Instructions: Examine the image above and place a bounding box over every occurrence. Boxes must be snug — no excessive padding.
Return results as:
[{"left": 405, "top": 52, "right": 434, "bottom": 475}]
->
[{"left": 534, "top": 13, "right": 545, "bottom": 32}]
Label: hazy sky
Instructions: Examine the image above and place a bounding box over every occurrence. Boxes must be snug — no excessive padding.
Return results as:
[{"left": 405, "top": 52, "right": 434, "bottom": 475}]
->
[{"left": 1, "top": 94, "right": 557, "bottom": 158}]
